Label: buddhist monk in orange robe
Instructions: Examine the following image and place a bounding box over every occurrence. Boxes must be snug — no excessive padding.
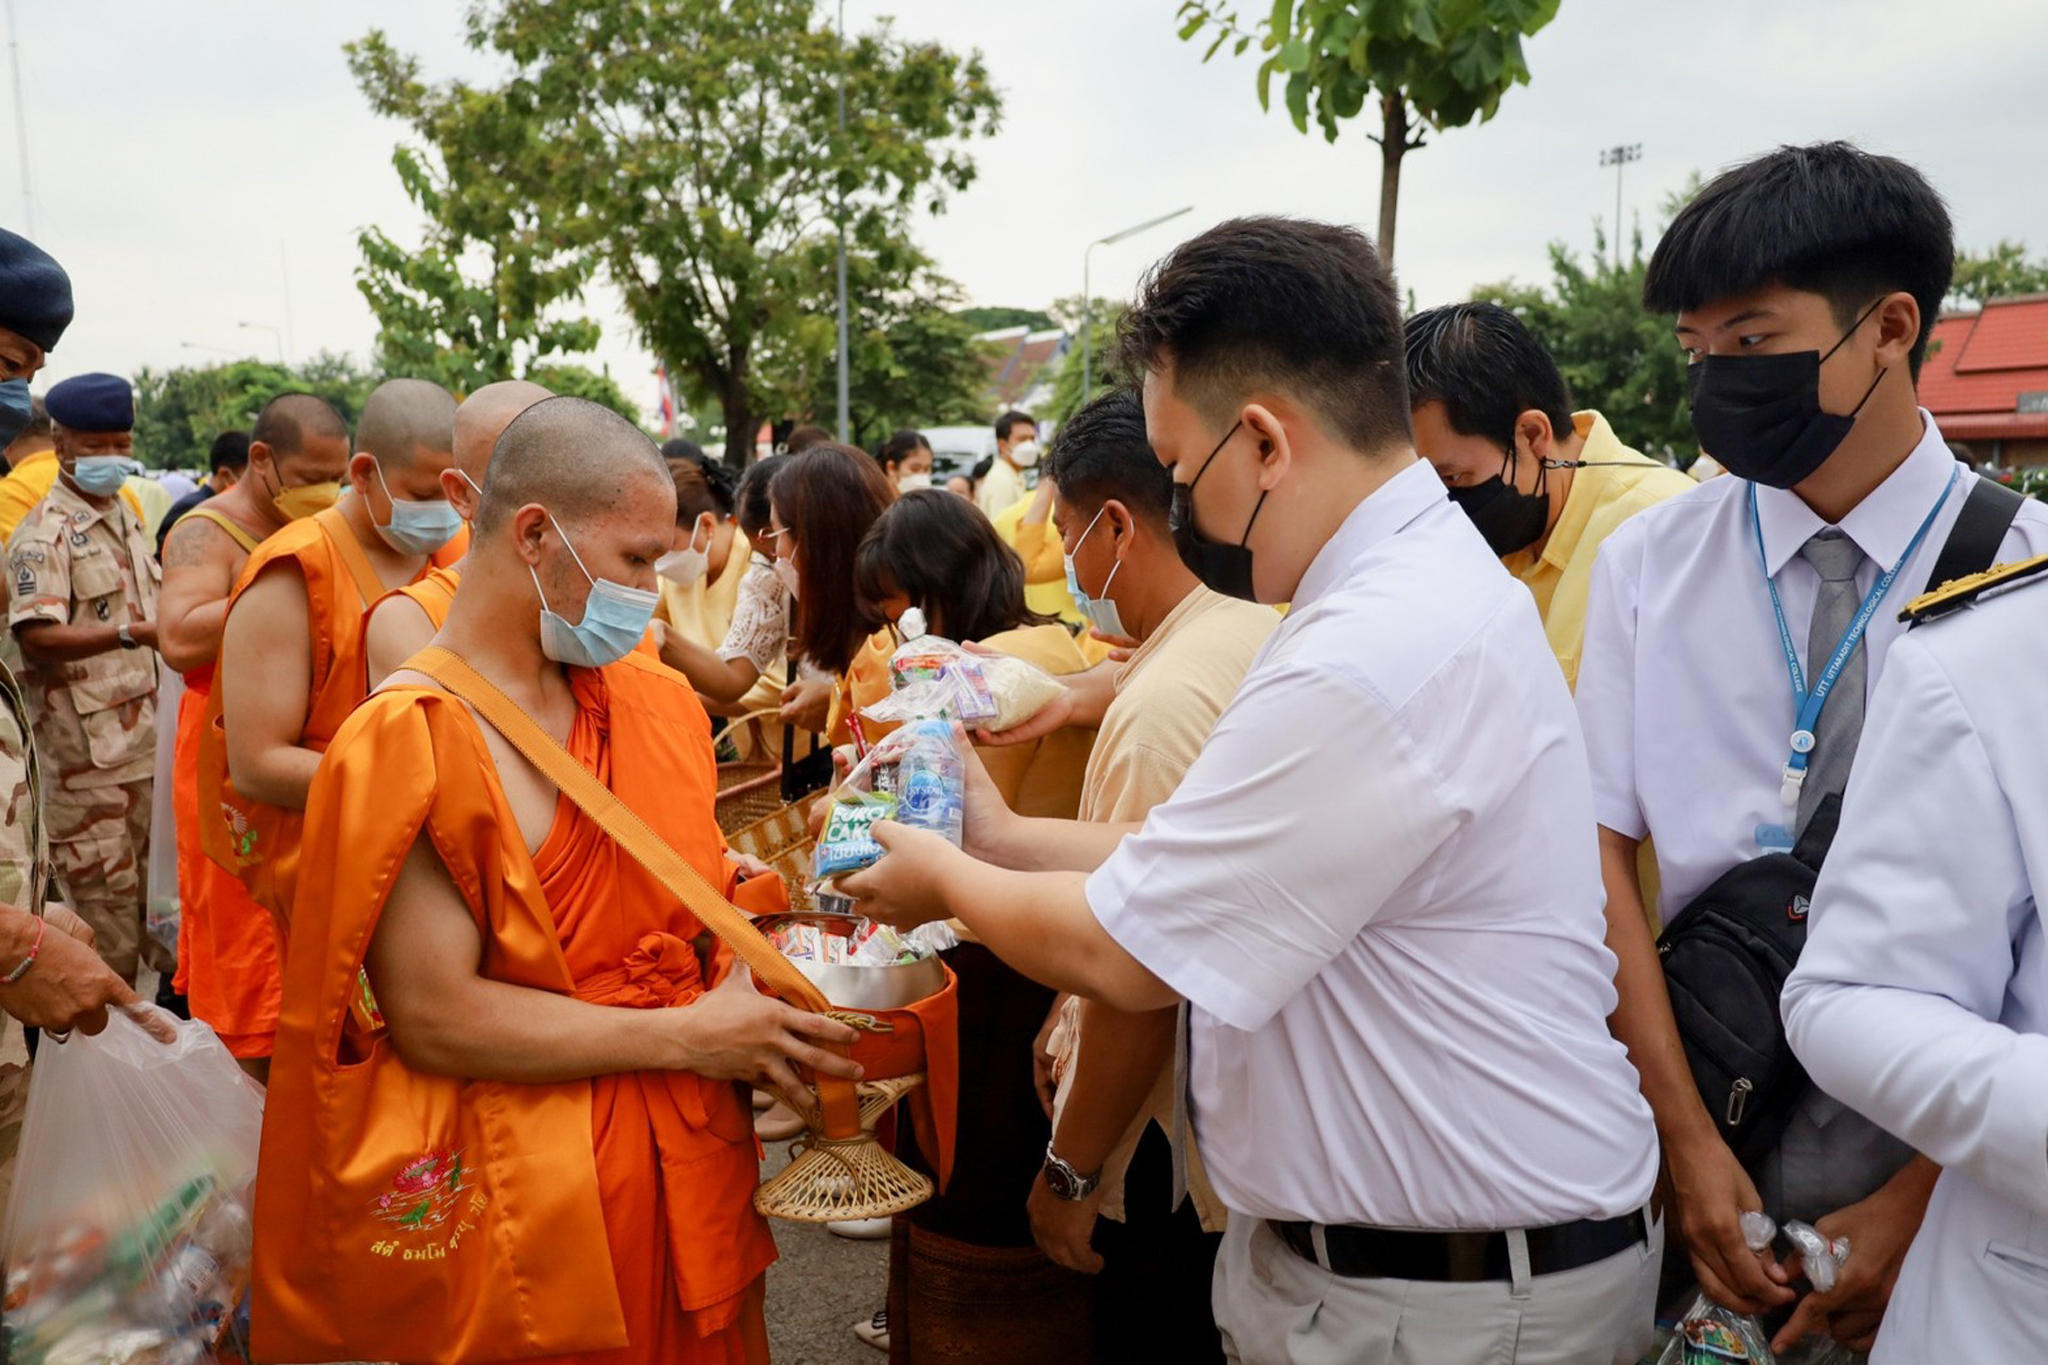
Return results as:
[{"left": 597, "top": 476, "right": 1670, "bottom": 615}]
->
[
  {"left": 364, "top": 379, "right": 551, "bottom": 690},
  {"left": 158, "top": 394, "right": 351, "bottom": 1076},
  {"left": 207, "top": 378, "right": 464, "bottom": 933},
  {"left": 252, "top": 396, "right": 860, "bottom": 1364}
]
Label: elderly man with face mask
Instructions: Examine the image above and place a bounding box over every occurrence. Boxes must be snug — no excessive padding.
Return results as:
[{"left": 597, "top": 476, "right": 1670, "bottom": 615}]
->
[{"left": 8, "top": 373, "right": 164, "bottom": 985}]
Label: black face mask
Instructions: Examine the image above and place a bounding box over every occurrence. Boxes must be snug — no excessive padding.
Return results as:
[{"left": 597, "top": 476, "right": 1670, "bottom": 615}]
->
[
  {"left": 1686, "top": 300, "right": 1888, "bottom": 490},
  {"left": 1447, "top": 449, "right": 1551, "bottom": 557},
  {"left": 1170, "top": 420, "right": 1266, "bottom": 602}
]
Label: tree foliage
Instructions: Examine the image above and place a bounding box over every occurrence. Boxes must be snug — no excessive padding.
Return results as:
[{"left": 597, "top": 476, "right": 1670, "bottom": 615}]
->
[
  {"left": 525, "top": 364, "right": 644, "bottom": 424},
  {"left": 347, "top": 33, "right": 602, "bottom": 394},
  {"left": 358, "top": 0, "right": 1001, "bottom": 465},
  {"left": 1177, "top": 0, "right": 1560, "bottom": 263},
  {"left": 1043, "top": 297, "right": 1127, "bottom": 425},
  {"left": 131, "top": 353, "right": 381, "bottom": 470},
  {"left": 1950, "top": 240, "right": 2048, "bottom": 310},
  {"left": 1473, "top": 224, "right": 1696, "bottom": 464},
  {"left": 953, "top": 305, "right": 1056, "bottom": 335}
]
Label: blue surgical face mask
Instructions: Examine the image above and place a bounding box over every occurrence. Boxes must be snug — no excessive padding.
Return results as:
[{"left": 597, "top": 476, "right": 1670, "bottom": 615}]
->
[
  {"left": 70, "top": 454, "right": 136, "bottom": 498},
  {"left": 1063, "top": 505, "right": 1128, "bottom": 639},
  {"left": 0, "top": 380, "right": 32, "bottom": 449},
  {"left": 531, "top": 512, "right": 659, "bottom": 668},
  {"left": 370, "top": 461, "right": 463, "bottom": 555}
]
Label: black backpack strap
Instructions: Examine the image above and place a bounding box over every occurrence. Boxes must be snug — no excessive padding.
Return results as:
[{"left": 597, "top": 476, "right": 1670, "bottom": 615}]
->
[
  {"left": 1922, "top": 476, "right": 2026, "bottom": 597},
  {"left": 1790, "top": 791, "right": 1842, "bottom": 873}
]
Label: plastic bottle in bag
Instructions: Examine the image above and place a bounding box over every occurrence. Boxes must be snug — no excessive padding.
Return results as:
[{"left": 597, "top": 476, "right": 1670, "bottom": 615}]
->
[{"left": 890, "top": 719, "right": 964, "bottom": 848}]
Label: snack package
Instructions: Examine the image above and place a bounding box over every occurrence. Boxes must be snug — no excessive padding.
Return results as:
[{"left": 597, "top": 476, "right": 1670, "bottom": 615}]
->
[
  {"left": 871, "top": 609, "right": 1064, "bottom": 731},
  {"left": 1655, "top": 1295, "right": 1776, "bottom": 1364},
  {"left": 3, "top": 1008, "right": 265, "bottom": 1364},
  {"left": 813, "top": 789, "right": 897, "bottom": 880},
  {"left": 767, "top": 917, "right": 935, "bottom": 967}
]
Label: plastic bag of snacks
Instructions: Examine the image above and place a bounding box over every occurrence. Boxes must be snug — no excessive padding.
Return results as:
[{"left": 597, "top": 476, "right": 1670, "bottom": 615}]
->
[
  {"left": 870, "top": 609, "right": 1064, "bottom": 732},
  {"left": 812, "top": 719, "right": 967, "bottom": 886},
  {"left": 2, "top": 1008, "right": 264, "bottom": 1364},
  {"left": 1655, "top": 1296, "right": 1777, "bottom": 1364}
]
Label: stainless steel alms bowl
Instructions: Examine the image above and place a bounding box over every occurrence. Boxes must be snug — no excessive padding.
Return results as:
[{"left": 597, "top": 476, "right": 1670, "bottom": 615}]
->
[{"left": 752, "top": 911, "right": 946, "bottom": 1011}]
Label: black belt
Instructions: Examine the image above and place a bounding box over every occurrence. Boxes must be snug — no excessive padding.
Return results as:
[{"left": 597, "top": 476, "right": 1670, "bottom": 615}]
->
[{"left": 1271, "top": 1210, "right": 1646, "bottom": 1282}]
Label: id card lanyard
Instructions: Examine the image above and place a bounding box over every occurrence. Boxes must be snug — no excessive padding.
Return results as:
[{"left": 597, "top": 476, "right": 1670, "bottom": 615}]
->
[{"left": 1749, "top": 465, "right": 1959, "bottom": 815}]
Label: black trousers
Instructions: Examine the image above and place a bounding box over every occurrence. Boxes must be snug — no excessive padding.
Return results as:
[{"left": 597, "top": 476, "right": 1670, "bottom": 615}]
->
[{"left": 1090, "top": 1123, "right": 1226, "bottom": 1364}]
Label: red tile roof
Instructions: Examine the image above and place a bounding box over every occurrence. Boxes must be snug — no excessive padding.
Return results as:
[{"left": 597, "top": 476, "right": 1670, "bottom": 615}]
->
[{"left": 1921, "top": 296, "right": 2048, "bottom": 446}]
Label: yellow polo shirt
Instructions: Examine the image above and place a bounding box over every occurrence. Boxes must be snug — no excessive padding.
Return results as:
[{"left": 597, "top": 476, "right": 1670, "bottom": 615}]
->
[
  {"left": 1500, "top": 411, "right": 1695, "bottom": 689},
  {"left": 0, "top": 451, "right": 146, "bottom": 546}
]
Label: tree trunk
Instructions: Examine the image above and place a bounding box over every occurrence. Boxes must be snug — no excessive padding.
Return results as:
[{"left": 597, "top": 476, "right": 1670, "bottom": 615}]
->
[
  {"left": 1377, "top": 92, "right": 1408, "bottom": 266},
  {"left": 718, "top": 361, "right": 754, "bottom": 467}
]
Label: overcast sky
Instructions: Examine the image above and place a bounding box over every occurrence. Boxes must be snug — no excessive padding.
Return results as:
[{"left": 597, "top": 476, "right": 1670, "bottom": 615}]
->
[{"left": 10, "top": 0, "right": 2046, "bottom": 425}]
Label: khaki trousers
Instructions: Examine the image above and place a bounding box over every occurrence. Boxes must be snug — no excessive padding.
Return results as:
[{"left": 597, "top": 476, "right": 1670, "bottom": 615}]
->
[
  {"left": 1215, "top": 1211, "right": 1663, "bottom": 1365},
  {"left": 46, "top": 777, "right": 161, "bottom": 983}
]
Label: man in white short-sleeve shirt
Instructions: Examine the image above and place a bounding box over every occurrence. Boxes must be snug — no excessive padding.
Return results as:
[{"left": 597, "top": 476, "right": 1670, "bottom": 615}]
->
[{"left": 841, "top": 216, "right": 1661, "bottom": 1365}]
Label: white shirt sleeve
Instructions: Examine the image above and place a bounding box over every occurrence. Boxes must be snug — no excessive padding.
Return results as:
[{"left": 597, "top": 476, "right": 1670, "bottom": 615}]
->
[
  {"left": 1087, "top": 658, "right": 1455, "bottom": 1033},
  {"left": 1784, "top": 632, "right": 2048, "bottom": 1219},
  {"left": 1575, "top": 528, "right": 1648, "bottom": 839}
]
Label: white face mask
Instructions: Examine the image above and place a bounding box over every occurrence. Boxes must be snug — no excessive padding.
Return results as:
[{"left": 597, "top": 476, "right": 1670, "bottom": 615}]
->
[
  {"left": 898, "top": 472, "right": 933, "bottom": 494},
  {"left": 773, "top": 554, "right": 801, "bottom": 601},
  {"left": 656, "top": 518, "right": 712, "bottom": 587},
  {"left": 1007, "top": 439, "right": 1041, "bottom": 469}
]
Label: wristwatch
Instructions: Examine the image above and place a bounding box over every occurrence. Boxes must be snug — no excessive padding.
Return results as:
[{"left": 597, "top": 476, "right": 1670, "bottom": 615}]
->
[
  {"left": 1042, "top": 1145, "right": 1101, "bottom": 1201},
  {"left": 116, "top": 624, "right": 137, "bottom": 650}
]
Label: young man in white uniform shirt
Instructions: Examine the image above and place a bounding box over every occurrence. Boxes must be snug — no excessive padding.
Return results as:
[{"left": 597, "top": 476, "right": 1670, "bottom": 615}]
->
[
  {"left": 1574, "top": 141, "right": 2048, "bottom": 1358},
  {"left": 841, "top": 216, "right": 1661, "bottom": 1365}
]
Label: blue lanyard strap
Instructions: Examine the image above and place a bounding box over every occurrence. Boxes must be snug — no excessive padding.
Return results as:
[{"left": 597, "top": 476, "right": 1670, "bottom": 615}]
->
[{"left": 1749, "top": 465, "right": 1960, "bottom": 808}]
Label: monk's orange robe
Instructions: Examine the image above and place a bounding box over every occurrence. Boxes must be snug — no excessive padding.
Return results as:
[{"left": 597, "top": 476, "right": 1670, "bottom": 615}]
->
[
  {"left": 199, "top": 510, "right": 459, "bottom": 924},
  {"left": 252, "top": 651, "right": 775, "bottom": 1365},
  {"left": 173, "top": 663, "right": 280, "bottom": 1058}
]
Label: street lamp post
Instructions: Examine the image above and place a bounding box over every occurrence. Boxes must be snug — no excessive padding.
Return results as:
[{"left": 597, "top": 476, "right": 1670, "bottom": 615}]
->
[
  {"left": 834, "top": 0, "right": 850, "bottom": 444},
  {"left": 1598, "top": 143, "right": 1642, "bottom": 270},
  {"left": 239, "top": 321, "right": 285, "bottom": 365},
  {"left": 1082, "top": 207, "right": 1193, "bottom": 404}
]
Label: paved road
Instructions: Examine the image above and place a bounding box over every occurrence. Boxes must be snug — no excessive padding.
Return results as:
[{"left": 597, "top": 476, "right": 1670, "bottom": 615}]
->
[{"left": 762, "top": 1139, "right": 891, "bottom": 1365}]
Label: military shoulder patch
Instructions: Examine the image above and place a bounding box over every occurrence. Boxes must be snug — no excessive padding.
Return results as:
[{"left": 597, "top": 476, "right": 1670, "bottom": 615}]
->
[{"left": 1900, "top": 552, "right": 2048, "bottom": 627}]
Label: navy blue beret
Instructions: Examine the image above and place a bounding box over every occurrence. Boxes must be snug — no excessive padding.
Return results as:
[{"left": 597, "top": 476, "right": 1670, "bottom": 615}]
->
[
  {"left": 45, "top": 373, "right": 133, "bottom": 433},
  {"left": 0, "top": 229, "right": 73, "bottom": 353}
]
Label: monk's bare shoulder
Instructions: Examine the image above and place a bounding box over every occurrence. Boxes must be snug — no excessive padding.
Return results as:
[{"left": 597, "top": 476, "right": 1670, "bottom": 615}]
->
[{"left": 161, "top": 513, "right": 247, "bottom": 573}]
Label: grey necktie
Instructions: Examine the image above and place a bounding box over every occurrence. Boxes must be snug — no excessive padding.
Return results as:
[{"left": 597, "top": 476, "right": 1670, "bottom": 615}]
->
[
  {"left": 1169, "top": 1001, "right": 1191, "bottom": 1209},
  {"left": 1796, "top": 530, "right": 1868, "bottom": 836}
]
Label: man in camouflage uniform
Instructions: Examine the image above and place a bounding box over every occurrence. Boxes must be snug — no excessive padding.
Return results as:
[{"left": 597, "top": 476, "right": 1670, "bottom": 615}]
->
[
  {"left": 9, "top": 372, "right": 164, "bottom": 985},
  {"left": 0, "top": 230, "right": 156, "bottom": 1208}
]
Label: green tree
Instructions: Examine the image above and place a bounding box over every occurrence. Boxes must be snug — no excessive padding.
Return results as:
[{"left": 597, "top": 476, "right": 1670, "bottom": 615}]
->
[
  {"left": 1178, "top": 0, "right": 1560, "bottom": 264},
  {"left": 131, "top": 352, "right": 381, "bottom": 470},
  {"left": 758, "top": 243, "right": 997, "bottom": 448},
  {"left": 1472, "top": 223, "right": 1696, "bottom": 463},
  {"left": 1043, "top": 297, "right": 1126, "bottom": 424},
  {"left": 363, "top": 0, "right": 1001, "bottom": 466},
  {"left": 348, "top": 34, "right": 602, "bottom": 393},
  {"left": 953, "top": 305, "right": 1057, "bottom": 334},
  {"left": 1951, "top": 240, "right": 2048, "bottom": 309},
  {"left": 526, "top": 364, "right": 645, "bottom": 426}
]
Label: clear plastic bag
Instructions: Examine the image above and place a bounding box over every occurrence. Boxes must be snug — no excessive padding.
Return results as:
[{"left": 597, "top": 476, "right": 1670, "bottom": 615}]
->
[
  {"left": 872, "top": 609, "right": 1064, "bottom": 731},
  {"left": 1656, "top": 1293, "right": 1776, "bottom": 1363},
  {"left": 811, "top": 719, "right": 966, "bottom": 885},
  {"left": 2, "top": 1007, "right": 265, "bottom": 1363},
  {"left": 145, "top": 662, "right": 185, "bottom": 959}
]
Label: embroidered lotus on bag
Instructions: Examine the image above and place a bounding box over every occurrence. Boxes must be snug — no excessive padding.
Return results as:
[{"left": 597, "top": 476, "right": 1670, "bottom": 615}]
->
[{"left": 373, "top": 1149, "right": 468, "bottom": 1233}]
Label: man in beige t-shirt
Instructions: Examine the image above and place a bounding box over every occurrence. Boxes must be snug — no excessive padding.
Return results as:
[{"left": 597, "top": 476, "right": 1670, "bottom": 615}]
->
[{"left": 1025, "top": 390, "right": 1277, "bottom": 1364}]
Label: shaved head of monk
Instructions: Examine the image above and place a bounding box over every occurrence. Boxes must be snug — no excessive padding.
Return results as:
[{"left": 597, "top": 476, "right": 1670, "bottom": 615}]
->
[
  {"left": 447, "top": 379, "right": 551, "bottom": 522},
  {"left": 247, "top": 392, "right": 351, "bottom": 522},
  {"left": 471, "top": 396, "right": 676, "bottom": 647},
  {"left": 351, "top": 377, "right": 456, "bottom": 512}
]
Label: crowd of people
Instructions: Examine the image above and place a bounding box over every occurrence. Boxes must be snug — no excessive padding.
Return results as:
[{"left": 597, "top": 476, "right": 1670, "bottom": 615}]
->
[{"left": 0, "top": 134, "right": 2040, "bottom": 1365}]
